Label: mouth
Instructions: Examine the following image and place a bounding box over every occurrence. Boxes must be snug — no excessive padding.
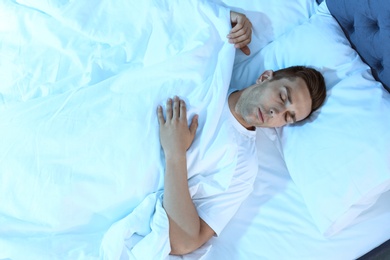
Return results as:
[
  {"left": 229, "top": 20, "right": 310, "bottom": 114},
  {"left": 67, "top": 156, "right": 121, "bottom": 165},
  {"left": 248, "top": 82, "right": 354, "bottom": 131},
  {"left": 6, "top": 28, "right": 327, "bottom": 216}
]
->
[{"left": 257, "top": 108, "right": 264, "bottom": 123}]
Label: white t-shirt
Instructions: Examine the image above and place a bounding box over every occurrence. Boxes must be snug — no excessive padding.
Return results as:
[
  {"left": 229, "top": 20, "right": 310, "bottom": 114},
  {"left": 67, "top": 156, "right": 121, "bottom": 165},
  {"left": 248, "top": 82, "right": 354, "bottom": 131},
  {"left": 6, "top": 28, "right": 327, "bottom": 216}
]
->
[
  {"left": 186, "top": 98, "right": 258, "bottom": 236},
  {"left": 101, "top": 97, "right": 258, "bottom": 256}
]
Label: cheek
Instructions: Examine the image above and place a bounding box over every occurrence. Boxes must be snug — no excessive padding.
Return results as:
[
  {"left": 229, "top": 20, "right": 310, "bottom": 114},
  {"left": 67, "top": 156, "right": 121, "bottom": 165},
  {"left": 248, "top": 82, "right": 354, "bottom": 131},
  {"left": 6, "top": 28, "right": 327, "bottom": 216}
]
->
[{"left": 269, "top": 116, "right": 286, "bottom": 128}]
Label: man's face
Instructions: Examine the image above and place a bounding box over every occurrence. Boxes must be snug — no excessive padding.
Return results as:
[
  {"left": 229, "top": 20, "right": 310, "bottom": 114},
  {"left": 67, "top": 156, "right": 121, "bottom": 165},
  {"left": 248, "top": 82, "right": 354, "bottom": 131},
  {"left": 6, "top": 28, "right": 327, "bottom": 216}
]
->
[{"left": 236, "top": 72, "right": 312, "bottom": 128}]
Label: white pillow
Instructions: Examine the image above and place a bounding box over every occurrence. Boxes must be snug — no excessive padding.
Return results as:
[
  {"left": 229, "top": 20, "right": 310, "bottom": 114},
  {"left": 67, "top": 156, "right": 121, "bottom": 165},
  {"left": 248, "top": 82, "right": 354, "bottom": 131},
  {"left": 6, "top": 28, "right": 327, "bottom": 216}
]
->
[{"left": 249, "top": 2, "right": 390, "bottom": 236}]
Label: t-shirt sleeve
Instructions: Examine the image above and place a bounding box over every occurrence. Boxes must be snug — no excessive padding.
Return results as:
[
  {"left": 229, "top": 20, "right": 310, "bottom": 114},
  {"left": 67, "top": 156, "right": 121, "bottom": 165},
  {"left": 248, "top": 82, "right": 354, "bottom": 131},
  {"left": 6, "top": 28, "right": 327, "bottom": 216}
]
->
[{"left": 192, "top": 147, "right": 258, "bottom": 236}]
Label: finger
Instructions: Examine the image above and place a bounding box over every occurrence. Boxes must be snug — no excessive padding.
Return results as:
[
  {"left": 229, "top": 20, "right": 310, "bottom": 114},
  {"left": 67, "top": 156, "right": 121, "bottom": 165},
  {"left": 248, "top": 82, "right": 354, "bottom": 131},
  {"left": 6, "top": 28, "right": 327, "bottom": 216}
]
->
[
  {"left": 229, "top": 21, "right": 244, "bottom": 34},
  {"left": 230, "top": 16, "right": 251, "bottom": 35},
  {"left": 228, "top": 21, "right": 251, "bottom": 40},
  {"left": 234, "top": 38, "right": 251, "bottom": 49},
  {"left": 228, "top": 30, "right": 245, "bottom": 41},
  {"left": 166, "top": 98, "right": 173, "bottom": 120},
  {"left": 231, "top": 34, "right": 251, "bottom": 46},
  {"left": 157, "top": 105, "right": 165, "bottom": 125},
  {"left": 228, "top": 33, "right": 251, "bottom": 48},
  {"left": 189, "top": 114, "right": 198, "bottom": 136},
  {"left": 179, "top": 99, "right": 187, "bottom": 120},
  {"left": 172, "top": 96, "right": 180, "bottom": 119},
  {"left": 240, "top": 46, "right": 251, "bottom": 56}
]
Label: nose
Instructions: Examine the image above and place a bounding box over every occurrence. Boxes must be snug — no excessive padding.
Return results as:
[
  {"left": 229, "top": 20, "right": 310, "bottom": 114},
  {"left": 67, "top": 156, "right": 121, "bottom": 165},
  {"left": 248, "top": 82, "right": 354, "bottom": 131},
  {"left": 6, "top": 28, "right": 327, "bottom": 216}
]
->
[{"left": 270, "top": 108, "right": 276, "bottom": 116}]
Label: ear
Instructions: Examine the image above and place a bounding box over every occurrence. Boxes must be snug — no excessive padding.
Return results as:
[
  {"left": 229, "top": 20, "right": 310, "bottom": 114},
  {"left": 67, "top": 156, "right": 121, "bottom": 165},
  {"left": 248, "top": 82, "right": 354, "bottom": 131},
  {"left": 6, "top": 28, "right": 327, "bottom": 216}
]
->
[{"left": 256, "top": 70, "right": 274, "bottom": 84}]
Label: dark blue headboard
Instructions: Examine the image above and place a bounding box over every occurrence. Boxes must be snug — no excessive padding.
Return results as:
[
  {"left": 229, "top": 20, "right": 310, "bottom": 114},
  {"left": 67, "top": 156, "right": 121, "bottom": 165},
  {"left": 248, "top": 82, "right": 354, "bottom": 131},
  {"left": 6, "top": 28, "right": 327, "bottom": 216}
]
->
[{"left": 318, "top": 0, "right": 390, "bottom": 92}]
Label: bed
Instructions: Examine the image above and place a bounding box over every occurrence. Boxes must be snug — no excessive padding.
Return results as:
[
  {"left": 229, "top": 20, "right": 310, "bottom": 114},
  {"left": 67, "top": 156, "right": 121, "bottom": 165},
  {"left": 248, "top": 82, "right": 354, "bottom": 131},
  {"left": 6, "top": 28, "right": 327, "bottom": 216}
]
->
[{"left": 0, "top": 0, "right": 389, "bottom": 259}]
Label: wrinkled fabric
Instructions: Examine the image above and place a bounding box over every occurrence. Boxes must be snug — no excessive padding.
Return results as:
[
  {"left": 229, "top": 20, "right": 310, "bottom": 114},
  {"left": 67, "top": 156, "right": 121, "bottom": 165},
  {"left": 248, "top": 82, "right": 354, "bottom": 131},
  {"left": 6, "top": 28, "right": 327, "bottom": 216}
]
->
[{"left": 0, "top": 0, "right": 235, "bottom": 259}]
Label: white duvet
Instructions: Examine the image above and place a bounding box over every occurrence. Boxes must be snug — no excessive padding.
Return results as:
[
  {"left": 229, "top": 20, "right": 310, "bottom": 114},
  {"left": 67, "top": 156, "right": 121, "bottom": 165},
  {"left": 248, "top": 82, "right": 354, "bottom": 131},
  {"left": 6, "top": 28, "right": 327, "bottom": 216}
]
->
[{"left": 0, "top": 0, "right": 236, "bottom": 259}]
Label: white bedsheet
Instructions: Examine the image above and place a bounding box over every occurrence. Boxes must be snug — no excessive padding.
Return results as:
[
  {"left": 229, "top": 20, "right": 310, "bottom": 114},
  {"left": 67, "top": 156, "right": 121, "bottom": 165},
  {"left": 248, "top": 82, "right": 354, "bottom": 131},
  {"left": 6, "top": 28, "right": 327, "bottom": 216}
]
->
[
  {"left": 0, "top": 0, "right": 236, "bottom": 259},
  {"left": 1, "top": 0, "right": 389, "bottom": 259},
  {"left": 203, "top": 128, "right": 390, "bottom": 259}
]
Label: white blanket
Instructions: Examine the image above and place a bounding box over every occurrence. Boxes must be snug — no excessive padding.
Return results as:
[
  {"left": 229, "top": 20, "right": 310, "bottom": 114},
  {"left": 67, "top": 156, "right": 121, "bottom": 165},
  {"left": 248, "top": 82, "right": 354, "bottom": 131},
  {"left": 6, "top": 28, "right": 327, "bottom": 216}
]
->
[{"left": 0, "top": 0, "right": 236, "bottom": 259}]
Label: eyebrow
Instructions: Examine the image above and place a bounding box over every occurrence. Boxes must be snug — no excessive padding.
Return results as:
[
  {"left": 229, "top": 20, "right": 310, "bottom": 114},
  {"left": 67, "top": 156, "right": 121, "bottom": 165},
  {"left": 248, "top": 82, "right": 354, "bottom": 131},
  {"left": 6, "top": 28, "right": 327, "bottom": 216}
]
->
[
  {"left": 285, "top": 86, "right": 296, "bottom": 123},
  {"left": 291, "top": 113, "right": 297, "bottom": 123}
]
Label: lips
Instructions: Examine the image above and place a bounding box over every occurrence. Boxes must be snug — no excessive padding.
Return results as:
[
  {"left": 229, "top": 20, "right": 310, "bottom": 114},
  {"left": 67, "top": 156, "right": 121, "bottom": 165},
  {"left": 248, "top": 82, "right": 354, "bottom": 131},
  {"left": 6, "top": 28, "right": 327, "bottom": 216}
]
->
[{"left": 257, "top": 108, "right": 264, "bottom": 123}]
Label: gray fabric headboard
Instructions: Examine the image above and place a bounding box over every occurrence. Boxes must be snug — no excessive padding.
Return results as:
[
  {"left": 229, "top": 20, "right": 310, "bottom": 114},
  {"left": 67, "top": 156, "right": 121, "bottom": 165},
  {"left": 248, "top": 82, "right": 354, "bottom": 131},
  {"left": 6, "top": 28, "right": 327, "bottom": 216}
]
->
[{"left": 318, "top": 0, "right": 390, "bottom": 92}]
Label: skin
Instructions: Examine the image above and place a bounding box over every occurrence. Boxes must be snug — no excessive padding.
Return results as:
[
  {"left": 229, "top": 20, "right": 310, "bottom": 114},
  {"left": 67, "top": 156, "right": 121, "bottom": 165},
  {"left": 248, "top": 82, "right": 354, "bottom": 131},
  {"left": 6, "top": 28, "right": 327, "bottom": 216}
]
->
[{"left": 229, "top": 70, "right": 312, "bottom": 129}]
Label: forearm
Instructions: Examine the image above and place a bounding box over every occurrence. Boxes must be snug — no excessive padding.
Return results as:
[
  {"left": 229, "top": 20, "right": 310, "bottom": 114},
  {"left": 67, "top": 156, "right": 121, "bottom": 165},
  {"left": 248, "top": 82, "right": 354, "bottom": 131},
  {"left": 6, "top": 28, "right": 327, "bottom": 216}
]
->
[
  {"left": 158, "top": 96, "right": 212, "bottom": 254},
  {"left": 163, "top": 153, "right": 202, "bottom": 255}
]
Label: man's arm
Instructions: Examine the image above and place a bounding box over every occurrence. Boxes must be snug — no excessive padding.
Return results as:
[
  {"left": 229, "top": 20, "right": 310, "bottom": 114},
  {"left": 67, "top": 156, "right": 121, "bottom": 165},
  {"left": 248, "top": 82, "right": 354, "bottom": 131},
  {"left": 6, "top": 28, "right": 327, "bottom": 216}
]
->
[{"left": 157, "top": 96, "right": 215, "bottom": 255}]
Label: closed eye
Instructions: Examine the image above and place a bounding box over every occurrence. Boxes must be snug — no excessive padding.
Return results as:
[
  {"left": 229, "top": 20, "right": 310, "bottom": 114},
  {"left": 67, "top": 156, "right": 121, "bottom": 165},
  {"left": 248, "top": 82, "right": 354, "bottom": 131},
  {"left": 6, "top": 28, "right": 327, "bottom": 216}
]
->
[
  {"left": 280, "top": 94, "right": 285, "bottom": 103},
  {"left": 285, "top": 113, "right": 290, "bottom": 123}
]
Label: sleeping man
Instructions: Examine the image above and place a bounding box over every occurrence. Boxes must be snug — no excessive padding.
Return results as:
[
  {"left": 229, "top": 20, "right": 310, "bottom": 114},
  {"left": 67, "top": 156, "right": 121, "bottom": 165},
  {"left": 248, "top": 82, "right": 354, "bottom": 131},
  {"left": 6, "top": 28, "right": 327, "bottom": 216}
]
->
[
  {"left": 157, "top": 65, "right": 327, "bottom": 255},
  {"left": 149, "top": 8, "right": 328, "bottom": 256},
  {"left": 153, "top": 9, "right": 327, "bottom": 256}
]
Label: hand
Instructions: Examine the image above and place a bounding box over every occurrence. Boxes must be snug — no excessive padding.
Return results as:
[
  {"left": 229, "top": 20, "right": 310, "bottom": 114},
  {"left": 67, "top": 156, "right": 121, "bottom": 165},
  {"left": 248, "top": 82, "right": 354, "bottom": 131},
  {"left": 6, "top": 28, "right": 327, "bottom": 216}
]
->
[
  {"left": 157, "top": 96, "right": 198, "bottom": 157},
  {"left": 228, "top": 11, "right": 252, "bottom": 56}
]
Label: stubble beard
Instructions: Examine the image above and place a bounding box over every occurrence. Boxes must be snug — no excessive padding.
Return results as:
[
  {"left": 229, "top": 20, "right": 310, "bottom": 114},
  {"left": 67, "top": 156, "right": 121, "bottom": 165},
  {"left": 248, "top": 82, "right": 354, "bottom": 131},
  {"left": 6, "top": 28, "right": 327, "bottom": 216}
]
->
[{"left": 236, "top": 90, "right": 258, "bottom": 128}]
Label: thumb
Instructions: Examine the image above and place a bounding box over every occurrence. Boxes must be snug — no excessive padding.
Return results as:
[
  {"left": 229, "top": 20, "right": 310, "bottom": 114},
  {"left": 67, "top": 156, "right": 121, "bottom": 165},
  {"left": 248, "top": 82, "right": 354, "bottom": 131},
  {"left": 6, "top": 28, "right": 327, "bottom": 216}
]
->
[
  {"left": 189, "top": 114, "right": 199, "bottom": 136},
  {"left": 240, "top": 46, "right": 251, "bottom": 56}
]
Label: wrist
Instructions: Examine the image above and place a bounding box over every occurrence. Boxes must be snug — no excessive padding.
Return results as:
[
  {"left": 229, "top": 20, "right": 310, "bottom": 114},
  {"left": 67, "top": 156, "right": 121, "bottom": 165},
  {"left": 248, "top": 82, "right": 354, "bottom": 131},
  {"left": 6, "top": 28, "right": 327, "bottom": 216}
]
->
[{"left": 164, "top": 152, "right": 187, "bottom": 162}]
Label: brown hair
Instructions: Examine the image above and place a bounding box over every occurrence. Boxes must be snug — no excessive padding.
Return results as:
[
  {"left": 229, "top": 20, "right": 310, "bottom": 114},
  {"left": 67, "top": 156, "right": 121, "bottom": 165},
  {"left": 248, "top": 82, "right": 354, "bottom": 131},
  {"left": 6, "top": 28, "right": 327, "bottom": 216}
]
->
[{"left": 271, "top": 66, "right": 326, "bottom": 118}]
